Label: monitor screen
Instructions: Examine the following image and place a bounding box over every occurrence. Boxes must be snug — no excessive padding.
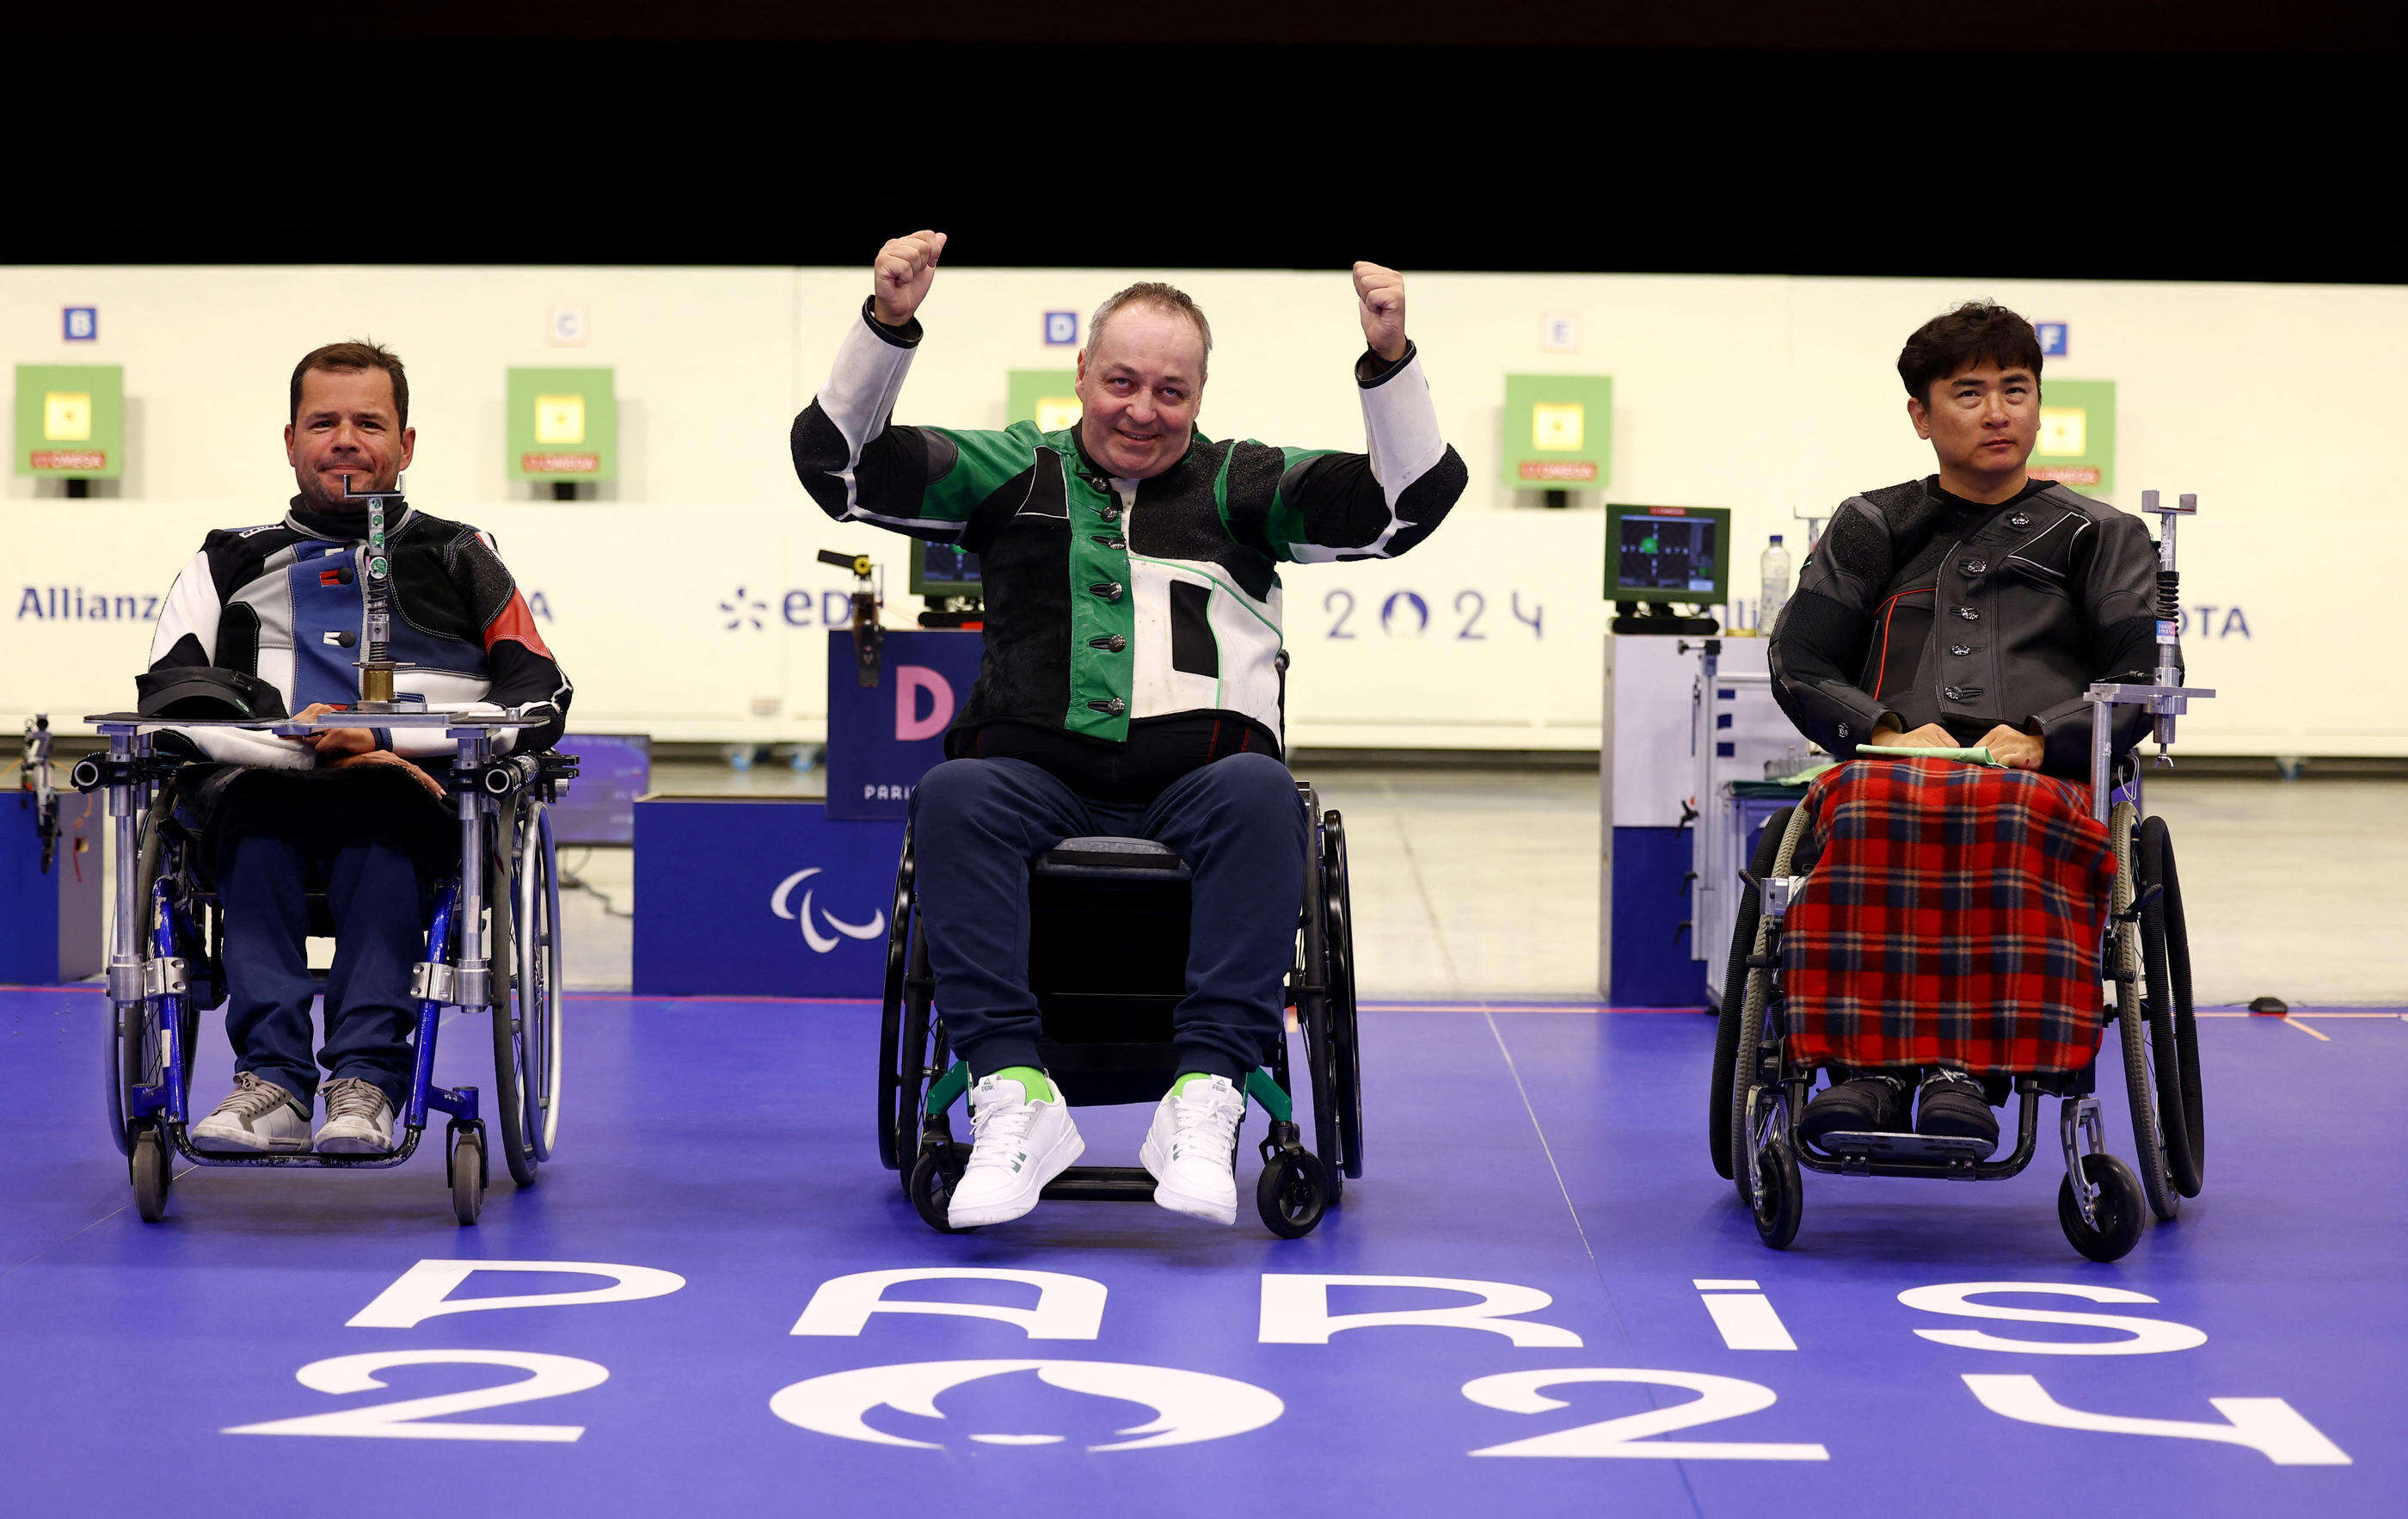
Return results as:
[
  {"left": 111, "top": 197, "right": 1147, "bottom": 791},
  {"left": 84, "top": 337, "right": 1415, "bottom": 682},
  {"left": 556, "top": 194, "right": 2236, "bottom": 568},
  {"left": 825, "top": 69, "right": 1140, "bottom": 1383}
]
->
[
  {"left": 1605, "top": 504, "right": 1731, "bottom": 604},
  {"left": 910, "top": 540, "right": 983, "bottom": 598},
  {"left": 544, "top": 733, "right": 650, "bottom": 846}
]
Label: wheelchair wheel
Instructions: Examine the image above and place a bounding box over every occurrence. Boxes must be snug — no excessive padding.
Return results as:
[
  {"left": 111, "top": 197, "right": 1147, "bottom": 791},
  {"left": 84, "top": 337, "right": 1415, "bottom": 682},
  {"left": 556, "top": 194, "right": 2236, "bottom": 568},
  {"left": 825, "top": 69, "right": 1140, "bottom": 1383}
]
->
[
  {"left": 1256, "top": 1148, "right": 1331, "bottom": 1239},
  {"left": 112, "top": 815, "right": 200, "bottom": 1158},
  {"left": 877, "top": 833, "right": 917, "bottom": 1172},
  {"left": 908, "top": 1142, "right": 972, "bottom": 1233},
  {"left": 2109, "top": 803, "right": 2176, "bottom": 1221},
  {"left": 2059, "top": 1153, "right": 2146, "bottom": 1263},
  {"left": 1749, "top": 1141, "right": 1802, "bottom": 1250},
  {"left": 1323, "top": 810, "right": 1364, "bottom": 1181},
  {"left": 449, "top": 1126, "right": 487, "bottom": 1226},
  {"left": 2114, "top": 808, "right": 2198, "bottom": 1220},
  {"left": 488, "top": 801, "right": 564, "bottom": 1190},
  {"left": 2138, "top": 816, "right": 2204, "bottom": 1197},
  {"left": 1729, "top": 804, "right": 1809, "bottom": 1208},
  {"left": 1713, "top": 806, "right": 1794, "bottom": 1181},
  {"left": 130, "top": 1125, "right": 171, "bottom": 1222},
  {"left": 890, "top": 921, "right": 939, "bottom": 1178}
]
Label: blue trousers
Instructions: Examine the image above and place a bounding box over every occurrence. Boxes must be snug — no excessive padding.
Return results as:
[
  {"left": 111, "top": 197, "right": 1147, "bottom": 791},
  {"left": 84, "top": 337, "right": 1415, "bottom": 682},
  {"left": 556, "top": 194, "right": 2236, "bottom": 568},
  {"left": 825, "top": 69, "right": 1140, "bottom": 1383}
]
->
[
  {"left": 909, "top": 753, "right": 1309, "bottom": 1085},
  {"left": 215, "top": 832, "right": 424, "bottom": 1109}
]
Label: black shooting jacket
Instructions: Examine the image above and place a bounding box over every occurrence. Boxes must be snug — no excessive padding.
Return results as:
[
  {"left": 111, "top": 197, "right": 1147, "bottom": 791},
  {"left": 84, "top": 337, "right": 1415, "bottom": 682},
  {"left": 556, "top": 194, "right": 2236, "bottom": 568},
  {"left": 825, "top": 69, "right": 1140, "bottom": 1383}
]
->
[{"left": 1767, "top": 477, "right": 2171, "bottom": 780}]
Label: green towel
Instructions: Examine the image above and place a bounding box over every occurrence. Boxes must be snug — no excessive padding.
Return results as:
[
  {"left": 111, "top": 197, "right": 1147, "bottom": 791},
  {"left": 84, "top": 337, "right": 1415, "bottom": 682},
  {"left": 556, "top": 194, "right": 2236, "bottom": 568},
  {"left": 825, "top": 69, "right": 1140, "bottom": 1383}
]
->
[{"left": 1856, "top": 744, "right": 2002, "bottom": 768}]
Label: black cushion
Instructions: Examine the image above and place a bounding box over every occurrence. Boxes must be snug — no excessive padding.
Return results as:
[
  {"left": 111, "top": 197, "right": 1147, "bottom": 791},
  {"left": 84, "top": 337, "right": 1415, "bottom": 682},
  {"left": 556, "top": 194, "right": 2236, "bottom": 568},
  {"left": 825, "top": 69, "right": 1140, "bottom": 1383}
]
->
[{"left": 1035, "top": 835, "right": 1190, "bottom": 880}]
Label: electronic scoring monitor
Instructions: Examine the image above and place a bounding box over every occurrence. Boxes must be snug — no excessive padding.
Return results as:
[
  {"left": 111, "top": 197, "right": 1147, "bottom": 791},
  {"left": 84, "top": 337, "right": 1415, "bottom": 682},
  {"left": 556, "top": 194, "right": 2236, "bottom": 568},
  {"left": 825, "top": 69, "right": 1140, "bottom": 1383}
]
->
[
  {"left": 909, "top": 540, "right": 984, "bottom": 600},
  {"left": 1603, "top": 504, "right": 1731, "bottom": 604}
]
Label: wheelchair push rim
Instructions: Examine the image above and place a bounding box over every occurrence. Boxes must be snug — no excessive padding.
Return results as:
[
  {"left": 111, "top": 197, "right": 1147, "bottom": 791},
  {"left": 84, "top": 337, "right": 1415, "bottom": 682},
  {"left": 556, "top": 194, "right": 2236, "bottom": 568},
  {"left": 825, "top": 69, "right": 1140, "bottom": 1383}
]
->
[
  {"left": 876, "top": 830, "right": 918, "bottom": 1172},
  {"left": 1321, "top": 809, "right": 1364, "bottom": 1182},
  {"left": 488, "top": 797, "right": 566, "bottom": 1186},
  {"left": 2139, "top": 814, "right": 2203, "bottom": 1196},
  {"left": 518, "top": 801, "right": 566, "bottom": 1160},
  {"left": 1713, "top": 804, "right": 1796, "bottom": 1183}
]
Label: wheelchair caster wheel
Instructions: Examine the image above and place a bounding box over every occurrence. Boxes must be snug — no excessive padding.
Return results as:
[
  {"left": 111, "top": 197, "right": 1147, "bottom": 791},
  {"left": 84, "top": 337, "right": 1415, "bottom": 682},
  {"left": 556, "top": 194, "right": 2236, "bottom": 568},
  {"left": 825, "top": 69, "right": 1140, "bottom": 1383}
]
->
[
  {"left": 130, "top": 1128, "right": 171, "bottom": 1223},
  {"left": 908, "top": 1147, "right": 974, "bottom": 1233},
  {"left": 1255, "top": 1150, "right": 1330, "bottom": 1239},
  {"left": 1749, "top": 1136, "right": 1803, "bottom": 1250},
  {"left": 449, "top": 1128, "right": 487, "bottom": 1226},
  {"left": 2059, "top": 1153, "right": 2145, "bottom": 1262}
]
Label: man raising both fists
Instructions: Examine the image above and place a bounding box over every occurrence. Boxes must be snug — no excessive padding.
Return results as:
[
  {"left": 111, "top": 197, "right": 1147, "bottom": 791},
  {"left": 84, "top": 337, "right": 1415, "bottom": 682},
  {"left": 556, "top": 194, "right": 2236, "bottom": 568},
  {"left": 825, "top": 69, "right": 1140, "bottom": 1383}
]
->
[{"left": 794, "top": 233, "right": 1465, "bottom": 1228}]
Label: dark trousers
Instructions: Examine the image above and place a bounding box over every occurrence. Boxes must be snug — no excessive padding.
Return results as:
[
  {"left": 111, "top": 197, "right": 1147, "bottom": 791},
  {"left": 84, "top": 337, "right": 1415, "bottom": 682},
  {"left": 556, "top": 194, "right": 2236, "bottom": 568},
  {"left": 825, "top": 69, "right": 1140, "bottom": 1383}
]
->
[
  {"left": 216, "top": 832, "right": 425, "bottom": 1110},
  {"left": 909, "top": 753, "right": 1309, "bottom": 1085}
]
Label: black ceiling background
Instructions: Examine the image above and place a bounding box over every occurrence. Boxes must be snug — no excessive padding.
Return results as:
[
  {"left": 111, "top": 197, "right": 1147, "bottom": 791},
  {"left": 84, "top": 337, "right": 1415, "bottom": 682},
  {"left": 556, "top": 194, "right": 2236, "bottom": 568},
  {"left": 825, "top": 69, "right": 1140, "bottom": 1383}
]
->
[{"left": 12, "top": 12, "right": 2398, "bottom": 282}]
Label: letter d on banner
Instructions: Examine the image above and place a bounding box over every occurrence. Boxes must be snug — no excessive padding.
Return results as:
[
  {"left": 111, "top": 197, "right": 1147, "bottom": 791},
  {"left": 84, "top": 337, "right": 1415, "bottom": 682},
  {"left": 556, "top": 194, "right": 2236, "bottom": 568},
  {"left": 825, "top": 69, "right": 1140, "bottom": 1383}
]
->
[{"left": 896, "top": 666, "right": 955, "bottom": 742}]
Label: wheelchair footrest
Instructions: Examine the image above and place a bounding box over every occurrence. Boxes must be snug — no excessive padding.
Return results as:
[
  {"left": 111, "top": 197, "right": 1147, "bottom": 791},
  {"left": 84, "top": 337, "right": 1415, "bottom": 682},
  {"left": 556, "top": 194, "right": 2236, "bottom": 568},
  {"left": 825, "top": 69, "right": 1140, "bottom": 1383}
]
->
[
  {"left": 1039, "top": 1165, "right": 1161, "bottom": 1202},
  {"left": 1817, "top": 1129, "right": 1998, "bottom": 1162}
]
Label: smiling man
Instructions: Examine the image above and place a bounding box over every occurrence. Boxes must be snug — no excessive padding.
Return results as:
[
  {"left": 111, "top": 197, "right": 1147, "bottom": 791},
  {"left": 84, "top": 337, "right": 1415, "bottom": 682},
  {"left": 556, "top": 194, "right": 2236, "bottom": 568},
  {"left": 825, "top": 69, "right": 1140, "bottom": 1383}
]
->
[
  {"left": 793, "top": 232, "right": 1465, "bottom": 1228},
  {"left": 1766, "top": 301, "right": 2166, "bottom": 1148},
  {"left": 144, "top": 341, "right": 569, "bottom": 1156}
]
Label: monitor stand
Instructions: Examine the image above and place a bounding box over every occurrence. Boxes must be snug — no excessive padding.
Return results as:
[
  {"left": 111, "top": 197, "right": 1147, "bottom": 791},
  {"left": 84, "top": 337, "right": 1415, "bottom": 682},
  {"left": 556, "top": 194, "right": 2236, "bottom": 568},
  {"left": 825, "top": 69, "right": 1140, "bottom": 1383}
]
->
[{"left": 1611, "top": 600, "right": 1718, "bottom": 635}]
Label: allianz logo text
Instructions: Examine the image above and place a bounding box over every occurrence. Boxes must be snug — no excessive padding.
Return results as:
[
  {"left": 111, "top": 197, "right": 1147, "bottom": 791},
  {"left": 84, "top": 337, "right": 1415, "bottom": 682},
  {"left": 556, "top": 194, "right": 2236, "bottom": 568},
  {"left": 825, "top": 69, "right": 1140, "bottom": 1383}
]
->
[{"left": 771, "top": 868, "right": 888, "bottom": 955}]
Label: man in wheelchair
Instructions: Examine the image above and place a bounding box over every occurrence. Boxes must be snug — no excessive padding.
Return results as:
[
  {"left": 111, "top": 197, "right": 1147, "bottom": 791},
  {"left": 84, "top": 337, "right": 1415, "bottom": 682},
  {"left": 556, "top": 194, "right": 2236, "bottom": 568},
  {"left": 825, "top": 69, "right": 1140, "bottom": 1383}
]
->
[
  {"left": 146, "top": 341, "right": 570, "bottom": 1155},
  {"left": 1766, "top": 302, "right": 2170, "bottom": 1152},
  {"left": 794, "top": 232, "right": 1465, "bottom": 1227}
]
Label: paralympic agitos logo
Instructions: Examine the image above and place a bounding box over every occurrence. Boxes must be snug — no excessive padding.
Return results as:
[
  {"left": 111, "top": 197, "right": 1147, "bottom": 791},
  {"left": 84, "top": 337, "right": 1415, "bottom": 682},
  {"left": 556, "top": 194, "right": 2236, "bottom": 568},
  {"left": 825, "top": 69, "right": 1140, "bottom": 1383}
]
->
[{"left": 770, "top": 867, "right": 887, "bottom": 954}]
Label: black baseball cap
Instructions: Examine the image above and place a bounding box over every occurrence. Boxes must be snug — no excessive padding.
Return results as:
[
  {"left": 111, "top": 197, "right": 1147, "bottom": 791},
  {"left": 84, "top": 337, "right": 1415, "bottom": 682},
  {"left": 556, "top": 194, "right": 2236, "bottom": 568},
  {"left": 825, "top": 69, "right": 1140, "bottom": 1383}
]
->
[{"left": 135, "top": 667, "right": 291, "bottom": 721}]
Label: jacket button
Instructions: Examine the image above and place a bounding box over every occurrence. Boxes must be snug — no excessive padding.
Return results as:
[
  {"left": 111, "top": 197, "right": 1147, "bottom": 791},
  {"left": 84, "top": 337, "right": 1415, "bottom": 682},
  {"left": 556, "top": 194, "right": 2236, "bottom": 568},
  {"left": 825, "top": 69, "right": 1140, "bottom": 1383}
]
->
[
  {"left": 1088, "top": 698, "right": 1127, "bottom": 716},
  {"left": 1090, "top": 581, "right": 1124, "bottom": 603},
  {"left": 1943, "top": 685, "right": 1966, "bottom": 702},
  {"left": 1956, "top": 606, "right": 1979, "bottom": 621},
  {"left": 1090, "top": 634, "right": 1127, "bottom": 652},
  {"left": 1099, "top": 504, "right": 1121, "bottom": 522},
  {"left": 2007, "top": 513, "right": 2030, "bottom": 528},
  {"left": 1092, "top": 535, "right": 1127, "bottom": 549},
  {"left": 1961, "top": 559, "right": 1987, "bottom": 575},
  {"left": 1950, "top": 643, "right": 1974, "bottom": 657}
]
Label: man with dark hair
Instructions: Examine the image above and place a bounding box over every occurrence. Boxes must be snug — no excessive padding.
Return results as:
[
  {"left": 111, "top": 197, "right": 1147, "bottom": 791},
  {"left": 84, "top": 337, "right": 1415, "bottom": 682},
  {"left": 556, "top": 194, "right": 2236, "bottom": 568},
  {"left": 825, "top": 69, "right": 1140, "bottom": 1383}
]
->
[
  {"left": 794, "top": 232, "right": 1465, "bottom": 1227},
  {"left": 1766, "top": 300, "right": 2165, "bottom": 1148},
  {"left": 150, "top": 341, "right": 571, "bottom": 1154}
]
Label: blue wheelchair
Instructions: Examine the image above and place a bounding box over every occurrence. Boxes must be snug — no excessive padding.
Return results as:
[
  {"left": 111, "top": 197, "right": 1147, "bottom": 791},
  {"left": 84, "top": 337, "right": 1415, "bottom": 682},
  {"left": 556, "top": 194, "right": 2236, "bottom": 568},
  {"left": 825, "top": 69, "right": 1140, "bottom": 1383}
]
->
[{"left": 77, "top": 710, "right": 573, "bottom": 1224}]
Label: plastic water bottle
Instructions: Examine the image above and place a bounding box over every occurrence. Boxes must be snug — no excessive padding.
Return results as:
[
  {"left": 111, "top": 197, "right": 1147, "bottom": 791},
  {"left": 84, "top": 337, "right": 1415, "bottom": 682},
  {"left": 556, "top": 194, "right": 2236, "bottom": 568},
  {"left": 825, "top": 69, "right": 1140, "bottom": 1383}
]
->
[{"left": 1759, "top": 534, "right": 1791, "bottom": 634}]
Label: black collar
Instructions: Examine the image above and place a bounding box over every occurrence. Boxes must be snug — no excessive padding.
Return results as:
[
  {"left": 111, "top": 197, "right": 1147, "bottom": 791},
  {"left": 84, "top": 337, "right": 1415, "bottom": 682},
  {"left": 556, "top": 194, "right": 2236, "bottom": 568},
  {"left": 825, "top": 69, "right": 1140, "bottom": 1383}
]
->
[{"left": 285, "top": 494, "right": 412, "bottom": 543}]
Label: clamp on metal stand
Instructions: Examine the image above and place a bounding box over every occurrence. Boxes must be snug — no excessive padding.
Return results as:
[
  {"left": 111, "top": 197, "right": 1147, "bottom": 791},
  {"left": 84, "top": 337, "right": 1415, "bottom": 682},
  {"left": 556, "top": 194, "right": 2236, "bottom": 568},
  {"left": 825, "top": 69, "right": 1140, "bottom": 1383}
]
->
[
  {"left": 341, "top": 473, "right": 425, "bottom": 712},
  {"left": 818, "top": 549, "right": 883, "bottom": 687},
  {"left": 2085, "top": 490, "right": 2217, "bottom": 821},
  {"left": 20, "top": 715, "right": 59, "bottom": 874}
]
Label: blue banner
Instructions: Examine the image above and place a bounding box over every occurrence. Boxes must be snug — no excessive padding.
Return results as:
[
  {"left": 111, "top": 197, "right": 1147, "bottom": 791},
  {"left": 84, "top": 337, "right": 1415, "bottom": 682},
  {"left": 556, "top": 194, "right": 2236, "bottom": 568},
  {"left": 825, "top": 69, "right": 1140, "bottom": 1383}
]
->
[
  {"left": 631, "top": 799, "right": 904, "bottom": 997},
  {"left": 824, "top": 629, "right": 984, "bottom": 821}
]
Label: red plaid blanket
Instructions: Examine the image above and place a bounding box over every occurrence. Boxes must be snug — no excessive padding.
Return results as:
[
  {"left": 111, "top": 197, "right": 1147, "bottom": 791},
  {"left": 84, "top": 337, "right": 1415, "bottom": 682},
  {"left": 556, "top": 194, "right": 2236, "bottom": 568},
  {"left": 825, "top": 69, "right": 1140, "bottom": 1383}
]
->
[{"left": 1780, "top": 758, "right": 2114, "bottom": 1074}]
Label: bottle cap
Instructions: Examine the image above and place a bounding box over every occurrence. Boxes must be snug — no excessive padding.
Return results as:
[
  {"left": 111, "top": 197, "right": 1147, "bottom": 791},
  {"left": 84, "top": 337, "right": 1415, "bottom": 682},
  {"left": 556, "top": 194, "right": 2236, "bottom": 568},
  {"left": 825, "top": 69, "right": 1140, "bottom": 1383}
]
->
[{"left": 1770, "top": 534, "right": 1784, "bottom": 544}]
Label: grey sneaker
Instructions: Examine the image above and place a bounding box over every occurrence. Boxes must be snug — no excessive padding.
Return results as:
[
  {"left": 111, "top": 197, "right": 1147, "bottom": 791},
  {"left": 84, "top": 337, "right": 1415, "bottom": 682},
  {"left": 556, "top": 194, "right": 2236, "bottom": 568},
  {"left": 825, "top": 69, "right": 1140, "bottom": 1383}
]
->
[
  {"left": 314, "top": 1078, "right": 398, "bottom": 1154},
  {"left": 193, "top": 1072, "right": 310, "bottom": 1153}
]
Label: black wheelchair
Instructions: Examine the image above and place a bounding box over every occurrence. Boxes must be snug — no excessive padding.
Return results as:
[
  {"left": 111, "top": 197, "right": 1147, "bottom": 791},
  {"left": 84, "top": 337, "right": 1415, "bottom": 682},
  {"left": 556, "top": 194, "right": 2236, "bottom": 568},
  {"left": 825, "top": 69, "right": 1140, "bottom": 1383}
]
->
[
  {"left": 78, "top": 710, "right": 573, "bottom": 1225},
  {"left": 1711, "top": 491, "right": 2212, "bottom": 1263},
  {"left": 877, "top": 782, "right": 1361, "bottom": 1237}
]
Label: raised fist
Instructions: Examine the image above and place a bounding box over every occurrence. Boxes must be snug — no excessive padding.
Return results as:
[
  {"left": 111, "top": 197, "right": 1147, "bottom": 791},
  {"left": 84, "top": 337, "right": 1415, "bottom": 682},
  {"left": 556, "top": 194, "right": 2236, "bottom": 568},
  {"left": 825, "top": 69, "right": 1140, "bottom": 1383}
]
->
[
  {"left": 872, "top": 231, "right": 948, "bottom": 327},
  {"left": 1352, "top": 261, "right": 1408, "bottom": 362}
]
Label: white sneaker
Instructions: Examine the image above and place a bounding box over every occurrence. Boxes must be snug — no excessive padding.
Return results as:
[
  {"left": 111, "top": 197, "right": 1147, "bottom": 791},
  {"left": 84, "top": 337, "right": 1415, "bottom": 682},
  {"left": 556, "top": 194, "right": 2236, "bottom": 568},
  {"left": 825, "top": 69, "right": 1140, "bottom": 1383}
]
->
[
  {"left": 1140, "top": 1075, "right": 1246, "bottom": 1226},
  {"left": 314, "top": 1078, "right": 398, "bottom": 1154},
  {"left": 948, "top": 1073, "right": 1084, "bottom": 1227},
  {"left": 192, "top": 1072, "right": 310, "bottom": 1153}
]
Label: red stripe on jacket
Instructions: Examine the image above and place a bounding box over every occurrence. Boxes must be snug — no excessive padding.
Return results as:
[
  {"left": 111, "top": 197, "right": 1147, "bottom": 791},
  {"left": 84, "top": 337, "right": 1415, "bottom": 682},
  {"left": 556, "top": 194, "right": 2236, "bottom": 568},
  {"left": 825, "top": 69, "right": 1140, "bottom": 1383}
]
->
[{"left": 483, "top": 591, "right": 554, "bottom": 660}]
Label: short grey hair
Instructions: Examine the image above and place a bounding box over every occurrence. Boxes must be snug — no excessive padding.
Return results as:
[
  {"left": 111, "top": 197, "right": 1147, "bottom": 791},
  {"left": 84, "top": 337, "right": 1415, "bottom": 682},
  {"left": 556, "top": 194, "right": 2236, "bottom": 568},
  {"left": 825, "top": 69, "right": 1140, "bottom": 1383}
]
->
[{"left": 1088, "top": 282, "right": 1213, "bottom": 376}]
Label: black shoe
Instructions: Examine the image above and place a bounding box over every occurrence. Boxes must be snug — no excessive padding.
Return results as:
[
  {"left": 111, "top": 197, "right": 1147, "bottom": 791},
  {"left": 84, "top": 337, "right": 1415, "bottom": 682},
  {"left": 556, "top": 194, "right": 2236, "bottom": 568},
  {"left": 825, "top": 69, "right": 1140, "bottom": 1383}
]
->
[
  {"left": 1800, "top": 1073, "right": 1909, "bottom": 1145},
  {"left": 1915, "top": 1069, "right": 2000, "bottom": 1146}
]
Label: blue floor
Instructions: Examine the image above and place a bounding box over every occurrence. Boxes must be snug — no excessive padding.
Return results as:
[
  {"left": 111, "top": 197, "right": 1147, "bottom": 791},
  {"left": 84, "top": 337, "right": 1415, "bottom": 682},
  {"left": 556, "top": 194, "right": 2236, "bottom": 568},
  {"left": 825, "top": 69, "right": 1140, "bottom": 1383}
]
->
[{"left": 1, "top": 988, "right": 2399, "bottom": 1516}]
